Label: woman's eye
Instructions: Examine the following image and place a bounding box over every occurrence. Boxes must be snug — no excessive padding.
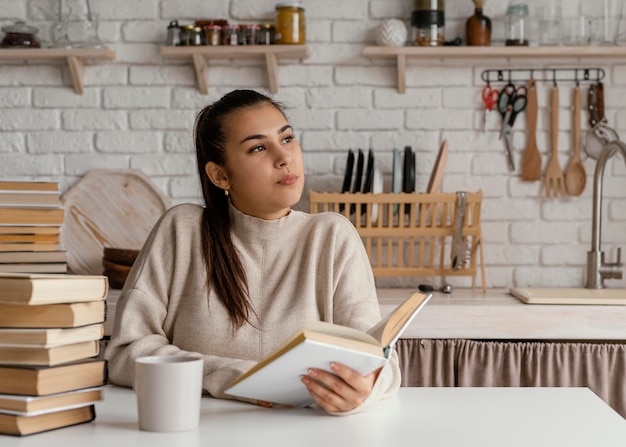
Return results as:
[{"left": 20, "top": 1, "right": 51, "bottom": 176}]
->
[
  {"left": 283, "top": 134, "right": 295, "bottom": 144},
  {"left": 250, "top": 145, "right": 265, "bottom": 153}
]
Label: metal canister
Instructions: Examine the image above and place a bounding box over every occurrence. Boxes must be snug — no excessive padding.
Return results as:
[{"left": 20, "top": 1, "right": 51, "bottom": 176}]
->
[
  {"left": 166, "top": 20, "right": 181, "bottom": 46},
  {"left": 257, "top": 23, "right": 275, "bottom": 44},
  {"left": 275, "top": 2, "right": 305, "bottom": 44}
]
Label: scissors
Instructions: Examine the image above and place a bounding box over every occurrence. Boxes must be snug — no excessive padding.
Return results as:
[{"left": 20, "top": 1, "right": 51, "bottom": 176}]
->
[
  {"left": 497, "top": 83, "right": 528, "bottom": 171},
  {"left": 481, "top": 84, "right": 500, "bottom": 133}
]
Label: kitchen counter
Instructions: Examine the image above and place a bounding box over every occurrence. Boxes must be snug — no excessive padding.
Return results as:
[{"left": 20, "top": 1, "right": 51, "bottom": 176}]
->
[{"left": 104, "top": 288, "right": 626, "bottom": 341}]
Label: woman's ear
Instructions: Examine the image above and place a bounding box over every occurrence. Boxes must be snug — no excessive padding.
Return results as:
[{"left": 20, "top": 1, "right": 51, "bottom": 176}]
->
[{"left": 205, "top": 162, "right": 230, "bottom": 190}]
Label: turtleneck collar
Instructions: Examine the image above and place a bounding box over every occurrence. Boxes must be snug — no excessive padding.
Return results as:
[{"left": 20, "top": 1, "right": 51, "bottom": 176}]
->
[{"left": 228, "top": 201, "right": 299, "bottom": 244}]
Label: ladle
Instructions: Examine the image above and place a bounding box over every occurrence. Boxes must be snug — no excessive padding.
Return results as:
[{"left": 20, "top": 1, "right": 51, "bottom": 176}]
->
[{"left": 565, "top": 85, "right": 586, "bottom": 196}]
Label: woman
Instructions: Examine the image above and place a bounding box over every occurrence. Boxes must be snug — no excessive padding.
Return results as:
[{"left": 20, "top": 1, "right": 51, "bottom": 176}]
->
[{"left": 104, "top": 89, "right": 400, "bottom": 415}]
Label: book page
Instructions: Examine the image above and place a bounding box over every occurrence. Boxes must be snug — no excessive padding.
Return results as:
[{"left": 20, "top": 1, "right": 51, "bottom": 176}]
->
[
  {"left": 367, "top": 292, "right": 431, "bottom": 348},
  {"left": 299, "top": 320, "right": 379, "bottom": 345}
]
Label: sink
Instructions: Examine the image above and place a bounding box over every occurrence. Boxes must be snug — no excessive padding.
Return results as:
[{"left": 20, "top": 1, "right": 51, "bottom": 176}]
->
[{"left": 510, "top": 287, "right": 626, "bottom": 305}]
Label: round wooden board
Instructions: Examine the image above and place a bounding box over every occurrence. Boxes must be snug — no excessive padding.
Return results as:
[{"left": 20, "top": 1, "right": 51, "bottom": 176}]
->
[{"left": 60, "top": 169, "right": 171, "bottom": 275}]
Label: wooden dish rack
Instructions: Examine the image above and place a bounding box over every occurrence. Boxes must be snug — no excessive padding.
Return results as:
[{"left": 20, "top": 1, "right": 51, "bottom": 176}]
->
[{"left": 309, "top": 191, "right": 486, "bottom": 292}]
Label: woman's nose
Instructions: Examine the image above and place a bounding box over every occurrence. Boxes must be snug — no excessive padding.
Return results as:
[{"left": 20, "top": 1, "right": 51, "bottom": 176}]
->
[{"left": 273, "top": 144, "right": 292, "bottom": 167}]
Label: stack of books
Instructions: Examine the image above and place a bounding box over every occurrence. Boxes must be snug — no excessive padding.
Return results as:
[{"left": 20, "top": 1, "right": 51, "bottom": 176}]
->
[
  {"left": 0, "top": 180, "right": 66, "bottom": 274},
  {"left": 0, "top": 273, "right": 109, "bottom": 436}
]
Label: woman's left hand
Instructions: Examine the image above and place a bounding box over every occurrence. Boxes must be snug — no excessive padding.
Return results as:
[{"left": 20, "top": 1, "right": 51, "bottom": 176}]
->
[{"left": 300, "top": 362, "right": 381, "bottom": 413}]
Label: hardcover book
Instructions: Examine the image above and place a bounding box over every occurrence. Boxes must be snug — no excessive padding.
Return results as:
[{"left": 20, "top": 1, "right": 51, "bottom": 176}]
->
[
  {"left": 0, "top": 324, "right": 104, "bottom": 348},
  {"left": 0, "top": 387, "right": 103, "bottom": 416},
  {"left": 0, "top": 273, "right": 108, "bottom": 305},
  {"left": 0, "top": 404, "right": 95, "bottom": 436},
  {"left": 0, "top": 301, "right": 106, "bottom": 329},
  {"left": 225, "top": 292, "right": 432, "bottom": 407},
  {"left": 0, "top": 340, "right": 100, "bottom": 366}
]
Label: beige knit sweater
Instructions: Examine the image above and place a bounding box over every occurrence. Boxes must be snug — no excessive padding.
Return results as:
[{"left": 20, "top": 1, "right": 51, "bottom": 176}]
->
[{"left": 104, "top": 202, "right": 400, "bottom": 414}]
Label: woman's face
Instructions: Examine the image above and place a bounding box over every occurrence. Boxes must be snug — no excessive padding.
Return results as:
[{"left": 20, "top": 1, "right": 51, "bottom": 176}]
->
[{"left": 208, "top": 102, "right": 305, "bottom": 220}]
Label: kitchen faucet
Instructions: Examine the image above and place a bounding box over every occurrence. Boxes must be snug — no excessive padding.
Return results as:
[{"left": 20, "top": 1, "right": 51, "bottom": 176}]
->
[{"left": 585, "top": 140, "right": 626, "bottom": 289}]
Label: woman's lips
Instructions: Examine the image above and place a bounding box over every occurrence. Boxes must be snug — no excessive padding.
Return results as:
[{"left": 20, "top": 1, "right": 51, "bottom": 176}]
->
[{"left": 278, "top": 174, "right": 298, "bottom": 185}]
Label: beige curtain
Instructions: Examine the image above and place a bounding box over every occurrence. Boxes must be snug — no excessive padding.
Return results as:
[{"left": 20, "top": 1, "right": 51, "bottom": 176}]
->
[{"left": 396, "top": 339, "right": 626, "bottom": 418}]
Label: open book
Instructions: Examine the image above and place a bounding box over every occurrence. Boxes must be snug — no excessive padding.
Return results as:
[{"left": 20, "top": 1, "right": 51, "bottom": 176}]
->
[{"left": 225, "top": 291, "right": 431, "bottom": 407}]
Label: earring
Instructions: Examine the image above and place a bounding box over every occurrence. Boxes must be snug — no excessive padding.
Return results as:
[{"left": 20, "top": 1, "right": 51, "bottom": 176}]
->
[{"left": 224, "top": 189, "right": 229, "bottom": 196}]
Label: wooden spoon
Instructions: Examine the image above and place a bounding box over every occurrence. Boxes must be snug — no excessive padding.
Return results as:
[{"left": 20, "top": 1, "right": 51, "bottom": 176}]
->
[
  {"left": 521, "top": 79, "right": 542, "bottom": 181},
  {"left": 565, "top": 85, "right": 586, "bottom": 196}
]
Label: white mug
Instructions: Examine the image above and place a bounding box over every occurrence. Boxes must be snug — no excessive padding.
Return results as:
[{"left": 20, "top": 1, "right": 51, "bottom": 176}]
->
[{"left": 134, "top": 355, "right": 204, "bottom": 432}]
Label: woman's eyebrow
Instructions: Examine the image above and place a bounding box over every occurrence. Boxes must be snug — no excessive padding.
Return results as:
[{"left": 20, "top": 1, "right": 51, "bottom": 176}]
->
[{"left": 239, "top": 125, "right": 292, "bottom": 144}]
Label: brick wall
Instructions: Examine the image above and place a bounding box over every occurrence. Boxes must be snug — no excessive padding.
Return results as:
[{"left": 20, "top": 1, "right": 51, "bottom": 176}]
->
[{"left": 1, "top": 0, "right": 625, "bottom": 289}]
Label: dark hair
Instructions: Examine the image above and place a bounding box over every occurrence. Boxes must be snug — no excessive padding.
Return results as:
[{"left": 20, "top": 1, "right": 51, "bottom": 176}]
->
[{"left": 194, "top": 89, "right": 285, "bottom": 329}]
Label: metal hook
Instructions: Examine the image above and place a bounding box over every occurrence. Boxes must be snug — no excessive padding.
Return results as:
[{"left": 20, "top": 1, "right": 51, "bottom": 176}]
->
[
  {"left": 553, "top": 69, "right": 557, "bottom": 87},
  {"left": 584, "top": 69, "right": 590, "bottom": 81},
  {"left": 497, "top": 70, "right": 503, "bottom": 82}
]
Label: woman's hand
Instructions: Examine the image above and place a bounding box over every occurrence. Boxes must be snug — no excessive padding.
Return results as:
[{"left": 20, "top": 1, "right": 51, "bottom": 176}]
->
[{"left": 300, "top": 362, "right": 381, "bottom": 413}]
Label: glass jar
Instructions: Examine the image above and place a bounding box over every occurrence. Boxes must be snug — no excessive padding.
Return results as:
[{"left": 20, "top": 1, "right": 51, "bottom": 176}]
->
[
  {"left": 257, "top": 23, "right": 275, "bottom": 45},
  {"left": 466, "top": 6, "right": 491, "bottom": 46},
  {"left": 205, "top": 24, "right": 222, "bottom": 46},
  {"left": 505, "top": 4, "right": 529, "bottom": 46},
  {"left": 412, "top": 0, "right": 445, "bottom": 46},
  {"left": 180, "top": 24, "right": 195, "bottom": 46},
  {"left": 222, "top": 25, "right": 240, "bottom": 46},
  {"left": 0, "top": 21, "right": 40, "bottom": 48},
  {"left": 275, "top": 3, "right": 305, "bottom": 44},
  {"left": 245, "top": 24, "right": 260, "bottom": 45},
  {"left": 165, "top": 20, "right": 181, "bottom": 46}
]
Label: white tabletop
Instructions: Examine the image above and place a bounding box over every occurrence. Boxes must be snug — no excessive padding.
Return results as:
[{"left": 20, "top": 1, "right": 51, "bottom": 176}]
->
[{"left": 5, "top": 386, "right": 626, "bottom": 446}]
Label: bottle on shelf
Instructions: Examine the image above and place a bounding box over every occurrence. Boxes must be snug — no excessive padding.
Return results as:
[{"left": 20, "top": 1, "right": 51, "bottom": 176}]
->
[{"left": 466, "top": 0, "right": 491, "bottom": 46}]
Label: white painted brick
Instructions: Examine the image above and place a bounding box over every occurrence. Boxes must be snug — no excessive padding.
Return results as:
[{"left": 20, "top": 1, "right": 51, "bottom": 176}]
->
[
  {"left": 84, "top": 65, "right": 128, "bottom": 86},
  {"left": 337, "top": 110, "right": 403, "bottom": 130},
  {"left": 514, "top": 267, "right": 584, "bottom": 288},
  {"left": 65, "top": 155, "right": 130, "bottom": 175},
  {"left": 335, "top": 66, "right": 395, "bottom": 87},
  {"left": 170, "top": 176, "right": 203, "bottom": 201},
  {"left": 62, "top": 110, "right": 128, "bottom": 130},
  {"left": 374, "top": 87, "right": 440, "bottom": 109},
  {"left": 305, "top": 87, "right": 372, "bottom": 109},
  {"left": 613, "top": 65, "right": 626, "bottom": 86},
  {"left": 96, "top": 131, "right": 162, "bottom": 153},
  {"left": 481, "top": 266, "right": 513, "bottom": 289},
  {"left": 130, "top": 110, "right": 196, "bottom": 130},
  {"left": 332, "top": 20, "right": 377, "bottom": 43},
  {"left": 369, "top": 1, "right": 412, "bottom": 20},
  {"left": 307, "top": 1, "right": 368, "bottom": 20},
  {"left": 33, "top": 88, "right": 100, "bottom": 108},
  {"left": 303, "top": 153, "right": 332, "bottom": 175},
  {"left": 104, "top": 87, "right": 171, "bottom": 109},
  {"left": 122, "top": 21, "right": 168, "bottom": 43},
  {"left": 542, "top": 245, "right": 586, "bottom": 266},
  {"left": 601, "top": 222, "right": 626, "bottom": 244},
  {"left": 508, "top": 177, "right": 545, "bottom": 198},
  {"left": 161, "top": 0, "right": 229, "bottom": 20},
  {"left": 164, "top": 131, "right": 194, "bottom": 154},
  {"left": 511, "top": 221, "right": 578, "bottom": 243},
  {"left": 369, "top": 131, "right": 439, "bottom": 153},
  {"left": 207, "top": 66, "right": 266, "bottom": 88},
  {"left": 541, "top": 199, "right": 592, "bottom": 221},
  {"left": 0, "top": 154, "right": 63, "bottom": 176},
  {"left": 26, "top": 132, "right": 93, "bottom": 154},
  {"left": 0, "top": 133, "right": 25, "bottom": 153},
  {"left": 277, "top": 66, "right": 334, "bottom": 87},
  {"left": 307, "top": 20, "right": 332, "bottom": 43},
  {"left": 610, "top": 200, "right": 626, "bottom": 219},
  {"left": 92, "top": 0, "right": 158, "bottom": 20},
  {"left": 172, "top": 87, "right": 224, "bottom": 109},
  {"left": 488, "top": 244, "right": 540, "bottom": 266},
  {"left": 406, "top": 110, "right": 472, "bottom": 130},
  {"left": 130, "top": 65, "right": 195, "bottom": 86},
  {"left": 480, "top": 221, "right": 508, "bottom": 244},
  {"left": 486, "top": 200, "right": 540, "bottom": 222},
  {"left": 0, "top": 88, "right": 30, "bottom": 107},
  {"left": 96, "top": 22, "right": 122, "bottom": 45},
  {"left": 306, "top": 43, "right": 367, "bottom": 65},
  {"left": 129, "top": 154, "right": 195, "bottom": 175},
  {"left": 230, "top": 0, "right": 275, "bottom": 21},
  {"left": 0, "top": 0, "right": 25, "bottom": 17},
  {"left": 301, "top": 130, "right": 369, "bottom": 151},
  {"left": 443, "top": 87, "right": 482, "bottom": 108},
  {"left": 405, "top": 65, "right": 473, "bottom": 87},
  {"left": 0, "top": 66, "right": 62, "bottom": 86},
  {"left": 287, "top": 109, "right": 333, "bottom": 130},
  {"left": 0, "top": 110, "right": 59, "bottom": 131}
]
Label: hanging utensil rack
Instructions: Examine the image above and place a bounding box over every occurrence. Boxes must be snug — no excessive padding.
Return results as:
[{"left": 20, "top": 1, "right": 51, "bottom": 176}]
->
[{"left": 481, "top": 67, "right": 605, "bottom": 85}]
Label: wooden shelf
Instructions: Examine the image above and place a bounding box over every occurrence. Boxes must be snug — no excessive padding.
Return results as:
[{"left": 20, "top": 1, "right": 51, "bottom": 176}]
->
[
  {"left": 0, "top": 47, "right": 116, "bottom": 94},
  {"left": 159, "top": 45, "right": 310, "bottom": 94},
  {"left": 363, "top": 45, "right": 626, "bottom": 93}
]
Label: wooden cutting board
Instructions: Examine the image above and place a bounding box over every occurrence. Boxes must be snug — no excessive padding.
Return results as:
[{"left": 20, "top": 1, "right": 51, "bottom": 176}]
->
[
  {"left": 510, "top": 287, "right": 626, "bottom": 305},
  {"left": 60, "top": 169, "right": 171, "bottom": 275}
]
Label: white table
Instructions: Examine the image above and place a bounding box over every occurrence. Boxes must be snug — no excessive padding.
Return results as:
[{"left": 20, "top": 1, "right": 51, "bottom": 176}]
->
[{"left": 5, "top": 386, "right": 626, "bottom": 446}]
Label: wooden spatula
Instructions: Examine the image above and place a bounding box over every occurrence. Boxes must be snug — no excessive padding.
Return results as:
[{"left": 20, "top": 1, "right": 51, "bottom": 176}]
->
[
  {"left": 427, "top": 140, "right": 448, "bottom": 193},
  {"left": 521, "top": 79, "right": 541, "bottom": 181}
]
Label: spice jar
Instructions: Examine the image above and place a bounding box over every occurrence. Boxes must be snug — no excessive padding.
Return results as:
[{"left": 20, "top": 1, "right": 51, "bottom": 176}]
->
[
  {"left": 412, "top": 0, "right": 445, "bottom": 46},
  {"left": 505, "top": 4, "right": 529, "bottom": 46},
  {"left": 165, "top": 20, "right": 181, "bottom": 46},
  {"left": 466, "top": 0, "right": 491, "bottom": 46},
  {"left": 222, "top": 25, "right": 240, "bottom": 46},
  {"left": 0, "top": 21, "right": 41, "bottom": 48},
  {"left": 275, "top": 3, "right": 305, "bottom": 44},
  {"left": 245, "top": 24, "right": 260, "bottom": 45},
  {"left": 257, "top": 23, "right": 275, "bottom": 45},
  {"left": 205, "top": 24, "right": 221, "bottom": 46}
]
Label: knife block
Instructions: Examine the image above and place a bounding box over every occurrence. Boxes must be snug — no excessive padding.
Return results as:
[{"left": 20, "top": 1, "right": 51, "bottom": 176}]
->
[{"left": 309, "top": 190, "right": 485, "bottom": 292}]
